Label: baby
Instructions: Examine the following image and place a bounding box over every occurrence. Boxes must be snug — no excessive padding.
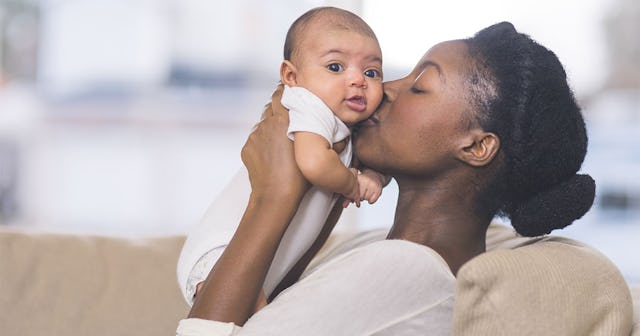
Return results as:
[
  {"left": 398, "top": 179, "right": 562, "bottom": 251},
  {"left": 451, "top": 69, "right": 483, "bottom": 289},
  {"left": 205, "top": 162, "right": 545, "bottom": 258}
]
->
[
  {"left": 280, "top": 7, "right": 388, "bottom": 206},
  {"left": 176, "top": 7, "right": 389, "bottom": 307}
]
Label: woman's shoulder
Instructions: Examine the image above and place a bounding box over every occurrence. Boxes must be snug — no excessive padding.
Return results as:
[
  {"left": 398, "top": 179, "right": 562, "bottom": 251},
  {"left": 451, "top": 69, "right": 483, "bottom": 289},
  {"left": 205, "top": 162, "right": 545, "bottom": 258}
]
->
[
  {"left": 258, "top": 232, "right": 455, "bottom": 336},
  {"left": 250, "top": 230, "right": 455, "bottom": 336},
  {"left": 302, "top": 229, "right": 387, "bottom": 276},
  {"left": 303, "top": 228, "right": 454, "bottom": 281}
]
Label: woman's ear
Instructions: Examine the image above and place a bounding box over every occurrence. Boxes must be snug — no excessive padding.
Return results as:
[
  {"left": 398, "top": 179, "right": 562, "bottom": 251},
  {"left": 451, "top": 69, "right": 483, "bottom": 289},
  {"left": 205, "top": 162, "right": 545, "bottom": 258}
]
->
[
  {"left": 457, "top": 131, "right": 500, "bottom": 167},
  {"left": 280, "top": 60, "right": 298, "bottom": 86}
]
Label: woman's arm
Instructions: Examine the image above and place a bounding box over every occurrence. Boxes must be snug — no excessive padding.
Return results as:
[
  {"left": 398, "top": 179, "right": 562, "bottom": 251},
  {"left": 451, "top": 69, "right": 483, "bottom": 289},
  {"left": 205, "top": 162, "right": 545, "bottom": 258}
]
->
[{"left": 188, "top": 85, "right": 309, "bottom": 325}]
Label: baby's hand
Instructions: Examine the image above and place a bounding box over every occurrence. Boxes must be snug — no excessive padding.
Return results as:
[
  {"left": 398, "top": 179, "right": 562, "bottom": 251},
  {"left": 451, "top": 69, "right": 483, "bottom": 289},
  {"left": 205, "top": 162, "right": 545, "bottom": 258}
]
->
[
  {"left": 342, "top": 169, "right": 386, "bottom": 208},
  {"left": 357, "top": 170, "right": 384, "bottom": 205}
]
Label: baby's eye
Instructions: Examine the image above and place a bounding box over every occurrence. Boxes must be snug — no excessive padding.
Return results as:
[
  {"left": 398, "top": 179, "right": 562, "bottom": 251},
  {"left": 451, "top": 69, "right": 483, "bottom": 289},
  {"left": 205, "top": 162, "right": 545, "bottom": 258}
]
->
[
  {"left": 364, "top": 69, "right": 381, "bottom": 78},
  {"left": 327, "top": 63, "right": 343, "bottom": 72}
]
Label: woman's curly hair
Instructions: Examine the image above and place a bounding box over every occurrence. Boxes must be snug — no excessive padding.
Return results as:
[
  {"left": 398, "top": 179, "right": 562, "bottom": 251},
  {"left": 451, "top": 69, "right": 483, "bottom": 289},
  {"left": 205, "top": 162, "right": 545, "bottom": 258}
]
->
[{"left": 465, "top": 22, "right": 595, "bottom": 236}]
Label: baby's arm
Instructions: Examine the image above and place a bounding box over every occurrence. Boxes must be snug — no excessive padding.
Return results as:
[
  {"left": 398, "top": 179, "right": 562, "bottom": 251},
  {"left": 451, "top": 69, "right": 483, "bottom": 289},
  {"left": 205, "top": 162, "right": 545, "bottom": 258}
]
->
[{"left": 293, "top": 131, "right": 359, "bottom": 202}]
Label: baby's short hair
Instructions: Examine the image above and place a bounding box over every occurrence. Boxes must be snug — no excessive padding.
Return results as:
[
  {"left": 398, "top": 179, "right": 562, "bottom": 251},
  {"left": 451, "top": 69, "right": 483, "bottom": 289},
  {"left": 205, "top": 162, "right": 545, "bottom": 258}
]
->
[{"left": 283, "top": 7, "right": 379, "bottom": 61}]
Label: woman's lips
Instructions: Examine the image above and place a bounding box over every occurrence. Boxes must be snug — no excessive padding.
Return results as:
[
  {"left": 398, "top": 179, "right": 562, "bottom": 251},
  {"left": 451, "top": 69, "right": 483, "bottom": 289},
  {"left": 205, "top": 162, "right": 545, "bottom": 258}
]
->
[{"left": 345, "top": 95, "right": 367, "bottom": 112}]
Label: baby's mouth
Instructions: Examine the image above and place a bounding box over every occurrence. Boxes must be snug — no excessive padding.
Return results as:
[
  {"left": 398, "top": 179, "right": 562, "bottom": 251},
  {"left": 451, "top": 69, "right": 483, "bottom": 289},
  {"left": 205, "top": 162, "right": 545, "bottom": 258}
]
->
[{"left": 345, "top": 95, "right": 367, "bottom": 112}]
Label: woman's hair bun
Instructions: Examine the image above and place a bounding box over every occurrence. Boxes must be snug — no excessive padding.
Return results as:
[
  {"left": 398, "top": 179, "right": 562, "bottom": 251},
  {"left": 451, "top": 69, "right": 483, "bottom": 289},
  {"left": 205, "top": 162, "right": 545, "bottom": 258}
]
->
[{"left": 510, "top": 174, "right": 596, "bottom": 237}]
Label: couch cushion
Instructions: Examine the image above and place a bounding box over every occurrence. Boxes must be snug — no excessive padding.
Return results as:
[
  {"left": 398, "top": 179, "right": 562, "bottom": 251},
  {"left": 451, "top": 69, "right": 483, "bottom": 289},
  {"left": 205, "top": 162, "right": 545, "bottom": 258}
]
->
[
  {"left": 0, "top": 229, "right": 189, "bottom": 336},
  {"left": 632, "top": 285, "right": 640, "bottom": 336},
  {"left": 452, "top": 228, "right": 633, "bottom": 335}
]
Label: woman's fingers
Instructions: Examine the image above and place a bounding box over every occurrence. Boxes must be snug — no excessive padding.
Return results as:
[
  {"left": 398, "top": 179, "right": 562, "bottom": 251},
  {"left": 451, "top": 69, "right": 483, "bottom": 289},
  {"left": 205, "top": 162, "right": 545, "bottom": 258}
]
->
[
  {"left": 259, "top": 103, "right": 272, "bottom": 122},
  {"left": 270, "top": 83, "right": 287, "bottom": 119},
  {"left": 254, "top": 84, "right": 286, "bottom": 132},
  {"left": 242, "top": 85, "right": 308, "bottom": 199}
]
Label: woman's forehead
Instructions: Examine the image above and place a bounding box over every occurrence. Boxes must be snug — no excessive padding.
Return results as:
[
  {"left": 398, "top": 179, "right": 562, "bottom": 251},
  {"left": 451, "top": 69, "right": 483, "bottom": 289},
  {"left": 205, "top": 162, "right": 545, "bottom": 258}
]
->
[
  {"left": 419, "top": 40, "right": 467, "bottom": 63},
  {"left": 415, "top": 40, "right": 469, "bottom": 78}
]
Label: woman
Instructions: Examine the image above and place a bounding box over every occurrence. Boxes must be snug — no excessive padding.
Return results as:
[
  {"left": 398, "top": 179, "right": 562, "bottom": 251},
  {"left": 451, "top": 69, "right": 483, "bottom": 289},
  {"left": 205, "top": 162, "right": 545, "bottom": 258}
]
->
[{"left": 177, "top": 22, "right": 595, "bottom": 335}]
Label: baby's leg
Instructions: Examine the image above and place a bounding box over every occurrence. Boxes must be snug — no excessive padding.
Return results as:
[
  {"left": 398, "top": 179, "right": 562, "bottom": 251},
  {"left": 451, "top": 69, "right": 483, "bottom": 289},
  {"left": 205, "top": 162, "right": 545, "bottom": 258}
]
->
[
  {"left": 177, "top": 170, "right": 340, "bottom": 304},
  {"left": 176, "top": 168, "right": 251, "bottom": 305}
]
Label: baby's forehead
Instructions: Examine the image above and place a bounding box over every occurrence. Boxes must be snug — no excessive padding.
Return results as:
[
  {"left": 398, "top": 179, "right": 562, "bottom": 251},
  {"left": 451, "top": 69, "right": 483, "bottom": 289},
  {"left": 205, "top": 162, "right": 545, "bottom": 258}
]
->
[
  {"left": 286, "top": 10, "right": 381, "bottom": 62},
  {"left": 298, "top": 24, "right": 365, "bottom": 44},
  {"left": 293, "top": 27, "right": 381, "bottom": 64},
  {"left": 297, "top": 13, "right": 377, "bottom": 44}
]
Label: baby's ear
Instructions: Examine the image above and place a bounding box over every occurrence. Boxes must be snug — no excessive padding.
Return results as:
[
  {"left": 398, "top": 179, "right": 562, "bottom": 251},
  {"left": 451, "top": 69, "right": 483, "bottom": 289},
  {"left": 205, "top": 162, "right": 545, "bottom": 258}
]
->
[{"left": 280, "top": 60, "right": 298, "bottom": 86}]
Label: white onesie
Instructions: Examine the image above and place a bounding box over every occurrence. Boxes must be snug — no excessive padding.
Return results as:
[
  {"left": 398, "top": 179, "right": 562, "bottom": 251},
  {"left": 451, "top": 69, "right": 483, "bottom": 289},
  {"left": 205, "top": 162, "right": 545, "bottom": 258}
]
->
[{"left": 176, "top": 86, "right": 352, "bottom": 304}]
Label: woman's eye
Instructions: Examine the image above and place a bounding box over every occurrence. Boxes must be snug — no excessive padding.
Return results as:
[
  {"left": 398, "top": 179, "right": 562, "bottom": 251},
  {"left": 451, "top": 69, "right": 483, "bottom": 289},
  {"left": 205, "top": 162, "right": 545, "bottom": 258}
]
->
[
  {"left": 364, "top": 69, "right": 381, "bottom": 78},
  {"left": 410, "top": 87, "right": 424, "bottom": 94},
  {"left": 327, "top": 63, "right": 343, "bottom": 72}
]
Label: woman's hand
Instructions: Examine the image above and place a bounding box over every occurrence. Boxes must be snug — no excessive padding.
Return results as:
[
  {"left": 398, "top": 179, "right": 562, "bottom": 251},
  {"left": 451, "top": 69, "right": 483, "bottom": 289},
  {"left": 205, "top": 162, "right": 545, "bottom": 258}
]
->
[{"left": 242, "top": 84, "right": 309, "bottom": 201}]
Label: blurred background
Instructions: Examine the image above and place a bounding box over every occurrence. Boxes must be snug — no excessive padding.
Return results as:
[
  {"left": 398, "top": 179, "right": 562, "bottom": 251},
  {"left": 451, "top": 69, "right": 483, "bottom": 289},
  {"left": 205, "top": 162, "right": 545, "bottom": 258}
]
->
[{"left": 0, "top": 0, "right": 638, "bottom": 281}]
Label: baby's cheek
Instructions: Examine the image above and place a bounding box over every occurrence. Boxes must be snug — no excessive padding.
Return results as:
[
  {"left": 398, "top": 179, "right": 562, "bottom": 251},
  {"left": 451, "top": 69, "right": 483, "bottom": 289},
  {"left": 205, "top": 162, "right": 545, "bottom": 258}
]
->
[{"left": 370, "top": 86, "right": 384, "bottom": 109}]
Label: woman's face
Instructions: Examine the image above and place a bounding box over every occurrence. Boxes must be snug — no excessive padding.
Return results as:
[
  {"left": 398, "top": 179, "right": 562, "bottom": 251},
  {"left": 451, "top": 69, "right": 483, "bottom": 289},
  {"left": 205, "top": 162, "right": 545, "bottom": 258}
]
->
[{"left": 354, "top": 40, "right": 474, "bottom": 178}]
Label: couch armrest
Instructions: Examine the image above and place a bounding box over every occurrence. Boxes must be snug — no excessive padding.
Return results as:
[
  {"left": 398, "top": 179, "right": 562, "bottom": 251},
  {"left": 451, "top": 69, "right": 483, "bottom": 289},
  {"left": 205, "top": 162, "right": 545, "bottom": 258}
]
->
[
  {"left": 452, "top": 235, "right": 633, "bottom": 335},
  {"left": 0, "top": 229, "right": 189, "bottom": 336}
]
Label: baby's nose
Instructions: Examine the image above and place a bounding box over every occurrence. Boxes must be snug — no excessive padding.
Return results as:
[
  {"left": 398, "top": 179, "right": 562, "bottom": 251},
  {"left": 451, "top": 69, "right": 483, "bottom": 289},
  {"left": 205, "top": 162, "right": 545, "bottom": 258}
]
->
[{"left": 348, "top": 70, "right": 366, "bottom": 87}]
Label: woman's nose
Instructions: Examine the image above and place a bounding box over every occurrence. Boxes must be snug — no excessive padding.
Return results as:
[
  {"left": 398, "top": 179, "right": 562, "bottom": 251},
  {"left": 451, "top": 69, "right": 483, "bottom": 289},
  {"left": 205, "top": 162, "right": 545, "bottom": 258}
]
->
[{"left": 382, "top": 79, "right": 400, "bottom": 102}]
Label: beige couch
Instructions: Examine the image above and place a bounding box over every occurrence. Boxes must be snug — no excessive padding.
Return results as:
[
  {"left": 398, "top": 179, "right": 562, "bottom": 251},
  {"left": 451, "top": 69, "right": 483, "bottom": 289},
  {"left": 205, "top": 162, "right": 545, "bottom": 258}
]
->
[{"left": 0, "top": 224, "right": 637, "bottom": 336}]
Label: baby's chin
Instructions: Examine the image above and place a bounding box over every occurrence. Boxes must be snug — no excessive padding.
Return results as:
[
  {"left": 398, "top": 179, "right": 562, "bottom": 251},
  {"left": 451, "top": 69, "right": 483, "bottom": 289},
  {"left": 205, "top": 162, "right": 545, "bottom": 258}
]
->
[
  {"left": 340, "top": 106, "right": 377, "bottom": 128},
  {"left": 347, "top": 116, "right": 371, "bottom": 129}
]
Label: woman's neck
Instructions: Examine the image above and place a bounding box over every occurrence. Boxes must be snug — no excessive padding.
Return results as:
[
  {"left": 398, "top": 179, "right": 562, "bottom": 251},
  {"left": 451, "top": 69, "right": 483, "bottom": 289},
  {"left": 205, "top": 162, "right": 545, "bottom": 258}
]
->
[{"left": 387, "top": 178, "right": 490, "bottom": 275}]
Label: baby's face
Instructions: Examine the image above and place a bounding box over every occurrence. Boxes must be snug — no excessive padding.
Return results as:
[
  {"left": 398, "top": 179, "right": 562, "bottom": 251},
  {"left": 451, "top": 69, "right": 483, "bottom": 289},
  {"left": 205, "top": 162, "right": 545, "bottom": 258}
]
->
[{"left": 292, "top": 29, "right": 383, "bottom": 127}]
